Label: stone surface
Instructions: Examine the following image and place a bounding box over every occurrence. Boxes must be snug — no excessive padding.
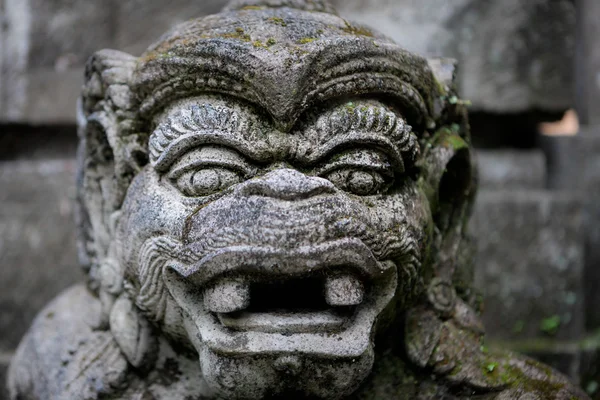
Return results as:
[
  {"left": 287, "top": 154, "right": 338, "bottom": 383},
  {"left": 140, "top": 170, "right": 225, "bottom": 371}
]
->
[
  {"left": 472, "top": 190, "right": 585, "bottom": 342},
  {"left": 0, "top": 0, "right": 576, "bottom": 123},
  {"left": 114, "top": 0, "right": 226, "bottom": 55},
  {"left": 0, "top": 0, "right": 113, "bottom": 122},
  {"left": 0, "top": 159, "right": 80, "bottom": 352},
  {"left": 1, "top": 357, "right": 9, "bottom": 400},
  {"left": 541, "top": 128, "right": 600, "bottom": 331},
  {"left": 6, "top": 1, "right": 588, "bottom": 399},
  {"left": 332, "top": 0, "right": 575, "bottom": 113},
  {"left": 576, "top": 0, "right": 600, "bottom": 126},
  {"left": 476, "top": 150, "right": 546, "bottom": 189}
]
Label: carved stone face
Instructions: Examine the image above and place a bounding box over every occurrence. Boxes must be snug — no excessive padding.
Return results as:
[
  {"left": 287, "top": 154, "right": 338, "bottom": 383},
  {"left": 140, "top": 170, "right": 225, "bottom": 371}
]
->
[
  {"left": 116, "top": 96, "right": 431, "bottom": 397},
  {"left": 75, "top": 2, "right": 473, "bottom": 398}
]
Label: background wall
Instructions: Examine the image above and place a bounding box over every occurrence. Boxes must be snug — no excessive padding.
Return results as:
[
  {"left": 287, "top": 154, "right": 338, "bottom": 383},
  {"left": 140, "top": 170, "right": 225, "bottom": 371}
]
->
[{"left": 1, "top": 0, "right": 599, "bottom": 398}]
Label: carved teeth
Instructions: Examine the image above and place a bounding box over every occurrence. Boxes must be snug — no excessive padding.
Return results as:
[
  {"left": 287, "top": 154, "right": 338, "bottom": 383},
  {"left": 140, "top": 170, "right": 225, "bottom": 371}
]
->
[
  {"left": 204, "top": 278, "right": 250, "bottom": 313},
  {"left": 325, "top": 275, "right": 364, "bottom": 306}
]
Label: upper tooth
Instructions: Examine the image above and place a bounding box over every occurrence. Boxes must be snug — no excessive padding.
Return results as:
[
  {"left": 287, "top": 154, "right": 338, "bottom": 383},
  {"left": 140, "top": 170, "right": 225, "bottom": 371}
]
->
[
  {"left": 204, "top": 278, "right": 250, "bottom": 313},
  {"left": 325, "top": 275, "right": 364, "bottom": 306}
]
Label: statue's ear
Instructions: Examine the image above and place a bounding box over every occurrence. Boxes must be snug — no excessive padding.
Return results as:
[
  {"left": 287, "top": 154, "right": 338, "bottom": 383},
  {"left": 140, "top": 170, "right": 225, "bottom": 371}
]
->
[
  {"left": 421, "top": 130, "right": 474, "bottom": 236},
  {"left": 76, "top": 49, "right": 143, "bottom": 289},
  {"left": 419, "top": 58, "right": 477, "bottom": 286}
]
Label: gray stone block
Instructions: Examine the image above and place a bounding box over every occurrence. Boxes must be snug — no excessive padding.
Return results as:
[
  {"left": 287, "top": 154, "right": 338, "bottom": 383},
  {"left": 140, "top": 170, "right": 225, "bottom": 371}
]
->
[
  {"left": 1, "top": 0, "right": 576, "bottom": 123},
  {"left": 471, "top": 190, "right": 585, "bottom": 341},
  {"left": 541, "top": 129, "right": 600, "bottom": 330},
  {"left": 0, "top": 354, "right": 9, "bottom": 400},
  {"left": 0, "top": 0, "right": 113, "bottom": 122},
  {"left": 0, "top": 159, "right": 81, "bottom": 352},
  {"left": 333, "top": 0, "right": 575, "bottom": 113},
  {"left": 115, "top": 0, "right": 227, "bottom": 56},
  {"left": 0, "top": 358, "right": 8, "bottom": 400},
  {"left": 476, "top": 150, "right": 546, "bottom": 189}
]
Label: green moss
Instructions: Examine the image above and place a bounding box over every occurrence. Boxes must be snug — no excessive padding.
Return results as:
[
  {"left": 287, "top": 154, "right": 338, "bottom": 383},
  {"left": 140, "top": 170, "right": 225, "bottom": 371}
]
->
[
  {"left": 240, "top": 5, "right": 264, "bottom": 10},
  {"left": 298, "top": 37, "right": 317, "bottom": 44},
  {"left": 220, "top": 28, "right": 252, "bottom": 42},
  {"left": 267, "top": 38, "right": 277, "bottom": 46},
  {"left": 342, "top": 20, "right": 374, "bottom": 37},
  {"left": 512, "top": 320, "right": 525, "bottom": 334},
  {"left": 443, "top": 133, "right": 468, "bottom": 151},
  {"left": 268, "top": 17, "right": 287, "bottom": 26},
  {"left": 540, "top": 315, "right": 561, "bottom": 335},
  {"left": 344, "top": 101, "right": 356, "bottom": 113},
  {"left": 485, "top": 362, "right": 498, "bottom": 373}
]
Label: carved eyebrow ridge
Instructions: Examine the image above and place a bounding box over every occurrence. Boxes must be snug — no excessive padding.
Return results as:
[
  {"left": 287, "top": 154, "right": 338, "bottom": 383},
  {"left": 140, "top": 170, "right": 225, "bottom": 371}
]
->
[
  {"left": 295, "top": 104, "right": 420, "bottom": 167},
  {"left": 150, "top": 103, "right": 265, "bottom": 172}
]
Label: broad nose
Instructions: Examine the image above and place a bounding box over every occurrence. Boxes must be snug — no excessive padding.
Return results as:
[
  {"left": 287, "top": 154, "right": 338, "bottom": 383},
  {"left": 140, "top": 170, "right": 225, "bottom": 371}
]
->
[{"left": 237, "top": 168, "right": 335, "bottom": 200}]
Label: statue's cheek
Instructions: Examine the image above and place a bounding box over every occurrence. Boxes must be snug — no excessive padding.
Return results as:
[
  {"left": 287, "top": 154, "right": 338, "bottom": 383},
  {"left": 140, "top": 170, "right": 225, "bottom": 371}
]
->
[{"left": 116, "top": 170, "right": 193, "bottom": 267}]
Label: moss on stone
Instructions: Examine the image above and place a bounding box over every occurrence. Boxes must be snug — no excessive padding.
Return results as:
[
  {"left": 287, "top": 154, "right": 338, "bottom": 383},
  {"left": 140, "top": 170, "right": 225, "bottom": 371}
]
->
[
  {"left": 298, "top": 37, "right": 317, "bottom": 44},
  {"left": 220, "top": 28, "right": 252, "bottom": 42},
  {"left": 341, "top": 20, "right": 374, "bottom": 37},
  {"left": 268, "top": 17, "right": 287, "bottom": 26}
]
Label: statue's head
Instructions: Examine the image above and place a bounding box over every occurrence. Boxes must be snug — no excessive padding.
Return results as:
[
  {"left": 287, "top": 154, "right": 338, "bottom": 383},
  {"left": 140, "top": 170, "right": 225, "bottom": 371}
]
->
[{"left": 76, "top": 0, "right": 475, "bottom": 397}]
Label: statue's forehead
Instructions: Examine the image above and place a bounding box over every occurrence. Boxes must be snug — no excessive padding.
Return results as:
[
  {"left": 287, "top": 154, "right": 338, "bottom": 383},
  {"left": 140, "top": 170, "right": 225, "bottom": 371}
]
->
[{"left": 133, "top": 8, "right": 438, "bottom": 132}]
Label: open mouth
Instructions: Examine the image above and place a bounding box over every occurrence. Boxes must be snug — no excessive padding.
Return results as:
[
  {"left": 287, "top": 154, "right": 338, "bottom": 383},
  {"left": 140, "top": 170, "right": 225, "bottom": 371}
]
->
[
  {"left": 164, "top": 238, "right": 398, "bottom": 358},
  {"left": 210, "top": 273, "right": 364, "bottom": 334}
]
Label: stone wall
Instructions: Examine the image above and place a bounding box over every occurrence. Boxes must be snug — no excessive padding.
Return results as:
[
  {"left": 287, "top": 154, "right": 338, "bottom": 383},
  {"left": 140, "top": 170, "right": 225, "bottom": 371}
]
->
[{"left": 0, "top": 0, "right": 575, "bottom": 123}]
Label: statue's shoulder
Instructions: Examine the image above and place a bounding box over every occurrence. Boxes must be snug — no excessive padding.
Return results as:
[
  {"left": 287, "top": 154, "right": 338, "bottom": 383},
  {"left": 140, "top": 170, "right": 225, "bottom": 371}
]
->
[
  {"left": 8, "top": 284, "right": 130, "bottom": 400},
  {"left": 489, "top": 352, "right": 589, "bottom": 400}
]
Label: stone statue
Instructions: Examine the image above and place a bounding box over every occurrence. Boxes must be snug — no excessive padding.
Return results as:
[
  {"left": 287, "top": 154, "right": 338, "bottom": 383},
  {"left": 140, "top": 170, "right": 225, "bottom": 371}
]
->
[{"left": 8, "top": 1, "right": 589, "bottom": 399}]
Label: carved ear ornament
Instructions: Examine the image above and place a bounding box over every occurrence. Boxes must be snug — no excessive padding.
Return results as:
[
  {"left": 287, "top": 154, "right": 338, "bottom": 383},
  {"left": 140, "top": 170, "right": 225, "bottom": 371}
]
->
[{"left": 76, "top": 49, "right": 144, "bottom": 290}]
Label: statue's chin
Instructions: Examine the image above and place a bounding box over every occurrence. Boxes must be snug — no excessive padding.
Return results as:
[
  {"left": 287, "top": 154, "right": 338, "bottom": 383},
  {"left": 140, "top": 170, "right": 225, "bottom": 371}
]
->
[{"left": 198, "top": 345, "right": 375, "bottom": 399}]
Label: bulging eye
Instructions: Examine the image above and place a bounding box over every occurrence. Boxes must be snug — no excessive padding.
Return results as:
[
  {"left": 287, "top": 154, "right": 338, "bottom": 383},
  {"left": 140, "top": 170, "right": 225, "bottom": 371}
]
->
[
  {"left": 174, "top": 167, "right": 241, "bottom": 197},
  {"left": 325, "top": 168, "right": 387, "bottom": 196}
]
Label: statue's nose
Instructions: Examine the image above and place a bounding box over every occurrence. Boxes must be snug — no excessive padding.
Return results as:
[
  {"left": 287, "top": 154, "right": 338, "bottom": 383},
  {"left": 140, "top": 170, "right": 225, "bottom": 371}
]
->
[{"left": 237, "top": 168, "right": 336, "bottom": 200}]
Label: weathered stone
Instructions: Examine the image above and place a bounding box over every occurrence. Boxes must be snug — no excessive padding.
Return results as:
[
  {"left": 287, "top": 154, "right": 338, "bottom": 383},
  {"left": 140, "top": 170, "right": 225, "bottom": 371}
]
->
[
  {"left": 0, "top": 354, "right": 10, "bottom": 400},
  {"left": 576, "top": 0, "right": 600, "bottom": 126},
  {"left": 0, "top": 0, "right": 113, "bottom": 122},
  {"left": 0, "top": 159, "right": 80, "bottom": 352},
  {"left": 472, "top": 190, "right": 585, "bottom": 341},
  {"left": 1, "top": 360, "right": 8, "bottom": 400},
  {"left": 541, "top": 128, "right": 600, "bottom": 331},
  {"left": 333, "top": 0, "right": 575, "bottom": 113},
  {"left": 476, "top": 150, "right": 546, "bottom": 189},
  {"left": 0, "top": 0, "right": 576, "bottom": 124},
  {"left": 114, "top": 0, "right": 227, "bottom": 55},
  {"left": 8, "top": 1, "right": 588, "bottom": 399}
]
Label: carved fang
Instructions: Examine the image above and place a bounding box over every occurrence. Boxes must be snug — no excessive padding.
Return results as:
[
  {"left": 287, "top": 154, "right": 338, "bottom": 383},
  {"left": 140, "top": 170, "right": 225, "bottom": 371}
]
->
[
  {"left": 325, "top": 275, "right": 364, "bottom": 306},
  {"left": 204, "top": 278, "right": 250, "bottom": 313}
]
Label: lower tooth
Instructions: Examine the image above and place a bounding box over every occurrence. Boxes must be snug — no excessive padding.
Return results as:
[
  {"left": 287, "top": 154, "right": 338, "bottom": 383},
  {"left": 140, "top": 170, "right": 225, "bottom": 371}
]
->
[
  {"left": 204, "top": 278, "right": 250, "bottom": 313},
  {"left": 325, "top": 275, "right": 364, "bottom": 306}
]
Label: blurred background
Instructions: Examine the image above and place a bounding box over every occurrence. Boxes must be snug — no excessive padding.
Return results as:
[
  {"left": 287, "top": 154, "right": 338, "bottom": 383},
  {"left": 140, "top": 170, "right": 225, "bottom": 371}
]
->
[{"left": 0, "top": 0, "right": 599, "bottom": 398}]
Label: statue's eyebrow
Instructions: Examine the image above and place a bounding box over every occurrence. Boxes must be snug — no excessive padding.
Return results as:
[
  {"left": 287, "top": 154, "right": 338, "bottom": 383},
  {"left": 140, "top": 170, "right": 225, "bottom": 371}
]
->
[
  {"left": 294, "top": 104, "right": 420, "bottom": 170},
  {"left": 149, "top": 103, "right": 266, "bottom": 172}
]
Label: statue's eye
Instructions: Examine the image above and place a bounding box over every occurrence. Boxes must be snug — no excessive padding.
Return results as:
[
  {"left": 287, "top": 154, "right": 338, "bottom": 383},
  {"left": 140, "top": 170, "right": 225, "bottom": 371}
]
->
[
  {"left": 325, "top": 169, "right": 387, "bottom": 196},
  {"left": 166, "top": 146, "right": 254, "bottom": 197},
  {"left": 174, "top": 167, "right": 242, "bottom": 197},
  {"left": 318, "top": 149, "right": 395, "bottom": 196}
]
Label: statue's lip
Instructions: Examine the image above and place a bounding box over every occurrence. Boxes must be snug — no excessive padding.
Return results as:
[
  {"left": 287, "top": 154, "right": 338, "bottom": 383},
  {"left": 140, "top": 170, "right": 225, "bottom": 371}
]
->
[
  {"left": 167, "top": 238, "right": 390, "bottom": 286},
  {"left": 163, "top": 239, "right": 398, "bottom": 358}
]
